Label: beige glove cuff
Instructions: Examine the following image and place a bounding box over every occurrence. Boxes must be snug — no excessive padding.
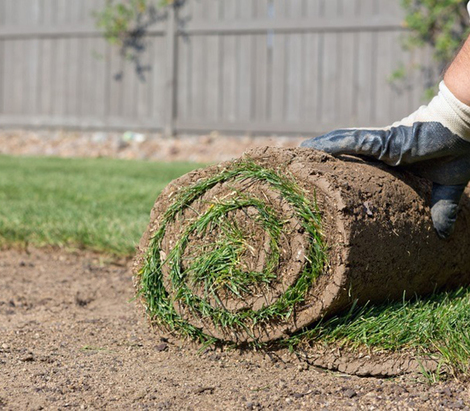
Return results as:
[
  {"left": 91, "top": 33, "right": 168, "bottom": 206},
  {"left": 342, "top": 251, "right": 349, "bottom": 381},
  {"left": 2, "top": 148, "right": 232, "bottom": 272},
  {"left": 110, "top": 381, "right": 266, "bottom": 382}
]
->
[
  {"left": 395, "top": 81, "right": 470, "bottom": 142},
  {"left": 433, "top": 81, "right": 470, "bottom": 142}
]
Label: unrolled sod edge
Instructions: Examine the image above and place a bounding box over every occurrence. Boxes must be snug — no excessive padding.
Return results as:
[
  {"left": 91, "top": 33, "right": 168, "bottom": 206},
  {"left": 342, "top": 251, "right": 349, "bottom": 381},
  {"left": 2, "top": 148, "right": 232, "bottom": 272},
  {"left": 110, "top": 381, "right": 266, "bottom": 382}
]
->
[{"left": 133, "top": 147, "right": 470, "bottom": 344}]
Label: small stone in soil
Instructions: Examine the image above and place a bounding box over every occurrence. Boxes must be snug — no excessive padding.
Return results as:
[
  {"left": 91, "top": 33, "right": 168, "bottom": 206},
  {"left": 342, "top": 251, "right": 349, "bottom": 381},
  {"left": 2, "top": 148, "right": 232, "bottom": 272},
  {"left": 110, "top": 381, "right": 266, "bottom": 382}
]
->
[
  {"left": 155, "top": 343, "right": 168, "bottom": 352},
  {"left": 194, "top": 386, "right": 215, "bottom": 394},
  {"left": 20, "top": 354, "right": 34, "bottom": 362},
  {"left": 342, "top": 389, "right": 357, "bottom": 398}
]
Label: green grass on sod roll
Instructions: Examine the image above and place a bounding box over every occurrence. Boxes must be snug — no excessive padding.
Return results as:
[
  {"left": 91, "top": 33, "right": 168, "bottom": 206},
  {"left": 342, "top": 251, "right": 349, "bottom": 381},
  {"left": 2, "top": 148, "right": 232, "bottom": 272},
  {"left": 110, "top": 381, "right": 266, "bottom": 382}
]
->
[
  {"left": 184, "top": 200, "right": 280, "bottom": 298},
  {"left": 136, "top": 160, "right": 327, "bottom": 343}
]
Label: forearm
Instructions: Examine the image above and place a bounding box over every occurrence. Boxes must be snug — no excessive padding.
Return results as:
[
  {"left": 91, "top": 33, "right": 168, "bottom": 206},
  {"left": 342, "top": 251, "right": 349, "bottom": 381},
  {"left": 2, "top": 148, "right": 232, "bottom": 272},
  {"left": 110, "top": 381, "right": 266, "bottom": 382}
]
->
[{"left": 444, "top": 35, "right": 470, "bottom": 106}]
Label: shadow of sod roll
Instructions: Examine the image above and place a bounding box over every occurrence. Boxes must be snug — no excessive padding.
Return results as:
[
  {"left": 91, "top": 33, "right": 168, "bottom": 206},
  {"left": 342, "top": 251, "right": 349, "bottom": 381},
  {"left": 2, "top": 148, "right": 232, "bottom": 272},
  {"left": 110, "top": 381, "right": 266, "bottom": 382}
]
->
[{"left": 133, "top": 147, "right": 470, "bottom": 344}]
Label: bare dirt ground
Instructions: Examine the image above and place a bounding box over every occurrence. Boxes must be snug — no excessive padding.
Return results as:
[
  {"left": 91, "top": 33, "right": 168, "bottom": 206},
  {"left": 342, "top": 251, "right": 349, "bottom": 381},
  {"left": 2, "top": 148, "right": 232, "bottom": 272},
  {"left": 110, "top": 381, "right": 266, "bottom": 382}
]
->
[{"left": 1, "top": 247, "right": 470, "bottom": 411}]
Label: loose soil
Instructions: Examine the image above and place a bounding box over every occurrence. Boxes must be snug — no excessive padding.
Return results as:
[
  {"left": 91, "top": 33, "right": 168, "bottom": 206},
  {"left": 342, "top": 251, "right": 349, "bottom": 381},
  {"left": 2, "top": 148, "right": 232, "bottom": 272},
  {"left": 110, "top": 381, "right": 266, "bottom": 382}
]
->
[{"left": 1, "top": 247, "right": 470, "bottom": 410}]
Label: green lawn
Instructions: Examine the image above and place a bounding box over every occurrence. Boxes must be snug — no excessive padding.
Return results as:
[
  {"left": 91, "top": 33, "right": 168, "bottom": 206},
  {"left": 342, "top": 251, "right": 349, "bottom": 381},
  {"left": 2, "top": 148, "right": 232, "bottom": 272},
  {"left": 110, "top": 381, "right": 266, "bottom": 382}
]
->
[{"left": 0, "top": 155, "right": 204, "bottom": 255}]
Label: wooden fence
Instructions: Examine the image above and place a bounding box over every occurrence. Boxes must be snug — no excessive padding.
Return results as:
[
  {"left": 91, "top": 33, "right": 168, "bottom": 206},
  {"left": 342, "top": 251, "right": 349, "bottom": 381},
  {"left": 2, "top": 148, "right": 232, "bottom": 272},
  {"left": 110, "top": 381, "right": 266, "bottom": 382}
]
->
[{"left": 0, "top": 0, "right": 437, "bottom": 136}]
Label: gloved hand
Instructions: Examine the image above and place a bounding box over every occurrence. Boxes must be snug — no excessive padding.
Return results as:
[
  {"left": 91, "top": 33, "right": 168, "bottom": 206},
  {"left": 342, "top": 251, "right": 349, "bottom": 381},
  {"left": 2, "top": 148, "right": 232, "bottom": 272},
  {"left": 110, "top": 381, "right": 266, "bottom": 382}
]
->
[{"left": 301, "top": 81, "right": 470, "bottom": 239}]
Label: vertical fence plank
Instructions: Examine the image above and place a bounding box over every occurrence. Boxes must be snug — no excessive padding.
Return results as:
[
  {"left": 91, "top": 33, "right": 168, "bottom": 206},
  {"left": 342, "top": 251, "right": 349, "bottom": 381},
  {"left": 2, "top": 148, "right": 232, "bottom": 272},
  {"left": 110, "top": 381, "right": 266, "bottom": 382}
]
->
[
  {"left": 287, "top": 0, "right": 304, "bottom": 18},
  {"left": 4, "top": 0, "right": 17, "bottom": 26},
  {"left": 352, "top": 0, "right": 376, "bottom": 126},
  {"left": 390, "top": 31, "right": 411, "bottom": 121},
  {"left": 26, "top": 38, "right": 40, "bottom": 115},
  {"left": 305, "top": 0, "right": 321, "bottom": 17},
  {"left": 38, "top": 2, "right": 53, "bottom": 118},
  {"left": 52, "top": 1, "right": 67, "bottom": 118},
  {"left": 108, "top": 45, "right": 123, "bottom": 119},
  {"left": 152, "top": 36, "right": 166, "bottom": 128},
  {"left": 39, "top": 38, "right": 52, "bottom": 116},
  {"left": 144, "top": 38, "right": 154, "bottom": 123},
  {"left": 191, "top": 0, "right": 203, "bottom": 21},
  {"left": 301, "top": 0, "right": 321, "bottom": 124},
  {"left": 66, "top": 0, "right": 82, "bottom": 25},
  {"left": 190, "top": 34, "right": 204, "bottom": 120},
  {"left": 221, "top": 1, "right": 237, "bottom": 122},
  {"left": 0, "top": 1, "right": 5, "bottom": 26},
  {"left": 1, "top": 40, "right": 10, "bottom": 114},
  {"left": 176, "top": 35, "right": 189, "bottom": 123},
  {"left": 9, "top": 40, "right": 22, "bottom": 115},
  {"left": 203, "top": 34, "right": 220, "bottom": 122},
  {"left": 270, "top": 32, "right": 285, "bottom": 123},
  {"left": 56, "top": 0, "right": 67, "bottom": 25},
  {"left": 253, "top": 34, "right": 268, "bottom": 122},
  {"left": 190, "top": 0, "right": 210, "bottom": 121},
  {"left": 164, "top": 5, "right": 176, "bottom": 133},
  {"left": 237, "top": 0, "right": 253, "bottom": 122},
  {"left": 338, "top": 30, "right": 356, "bottom": 127},
  {"left": 377, "top": 0, "right": 404, "bottom": 19},
  {"left": 285, "top": 0, "right": 303, "bottom": 123},
  {"left": 65, "top": 37, "right": 79, "bottom": 117},
  {"left": 3, "top": 40, "right": 11, "bottom": 114},
  {"left": 122, "top": 49, "right": 137, "bottom": 120},
  {"left": 253, "top": 0, "right": 268, "bottom": 18},
  {"left": 83, "top": 0, "right": 101, "bottom": 25},
  {"left": 269, "top": 0, "right": 289, "bottom": 123},
  {"left": 52, "top": 37, "right": 67, "bottom": 116},
  {"left": 301, "top": 32, "right": 318, "bottom": 124},
  {"left": 272, "top": 0, "right": 287, "bottom": 19},
  {"left": 92, "top": 37, "right": 107, "bottom": 119},
  {"left": 221, "top": 35, "right": 237, "bottom": 122},
  {"left": 337, "top": 0, "right": 357, "bottom": 126},
  {"left": 82, "top": 36, "right": 94, "bottom": 118},
  {"left": 285, "top": 33, "right": 302, "bottom": 123},
  {"left": 204, "top": 2, "right": 221, "bottom": 122},
  {"left": 318, "top": 1, "right": 339, "bottom": 127},
  {"left": 41, "top": 0, "right": 54, "bottom": 26},
  {"left": 374, "top": 31, "right": 393, "bottom": 126},
  {"left": 204, "top": 0, "right": 219, "bottom": 21},
  {"left": 16, "top": 0, "right": 29, "bottom": 26},
  {"left": 355, "top": 31, "right": 374, "bottom": 125},
  {"left": 135, "top": 37, "right": 152, "bottom": 121}
]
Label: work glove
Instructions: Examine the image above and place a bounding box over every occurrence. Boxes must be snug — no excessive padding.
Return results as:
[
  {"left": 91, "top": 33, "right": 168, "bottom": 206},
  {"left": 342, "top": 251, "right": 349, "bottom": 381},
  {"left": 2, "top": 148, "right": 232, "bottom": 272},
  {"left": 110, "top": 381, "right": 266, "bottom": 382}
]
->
[{"left": 301, "top": 81, "right": 470, "bottom": 239}]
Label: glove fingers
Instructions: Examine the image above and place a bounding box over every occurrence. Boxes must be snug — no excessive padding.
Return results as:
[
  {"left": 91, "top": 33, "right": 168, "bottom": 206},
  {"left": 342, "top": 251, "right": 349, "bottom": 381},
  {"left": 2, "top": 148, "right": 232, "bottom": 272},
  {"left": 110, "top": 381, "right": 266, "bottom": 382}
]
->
[
  {"left": 430, "top": 183, "right": 467, "bottom": 239},
  {"left": 301, "top": 130, "right": 361, "bottom": 155},
  {"left": 301, "top": 129, "right": 378, "bottom": 156},
  {"left": 301, "top": 128, "right": 404, "bottom": 164}
]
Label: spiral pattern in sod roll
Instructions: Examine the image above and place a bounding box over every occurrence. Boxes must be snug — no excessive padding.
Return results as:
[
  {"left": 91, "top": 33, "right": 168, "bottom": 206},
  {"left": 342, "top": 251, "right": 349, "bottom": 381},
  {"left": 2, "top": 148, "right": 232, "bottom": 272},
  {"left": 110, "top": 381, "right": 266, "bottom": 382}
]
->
[{"left": 135, "top": 158, "right": 326, "bottom": 343}]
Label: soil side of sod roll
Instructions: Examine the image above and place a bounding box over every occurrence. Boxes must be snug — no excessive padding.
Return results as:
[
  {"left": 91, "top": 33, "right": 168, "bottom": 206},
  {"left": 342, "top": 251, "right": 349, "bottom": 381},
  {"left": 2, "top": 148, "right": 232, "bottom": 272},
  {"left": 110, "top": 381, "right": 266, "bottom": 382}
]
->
[{"left": 134, "top": 147, "right": 470, "bottom": 344}]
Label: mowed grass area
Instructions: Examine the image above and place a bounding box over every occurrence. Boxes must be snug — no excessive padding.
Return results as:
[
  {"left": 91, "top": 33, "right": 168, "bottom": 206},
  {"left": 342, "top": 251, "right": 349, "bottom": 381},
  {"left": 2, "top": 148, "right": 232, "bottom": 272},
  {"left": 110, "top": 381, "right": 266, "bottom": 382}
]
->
[
  {"left": 0, "top": 155, "right": 204, "bottom": 255},
  {"left": 1, "top": 154, "right": 470, "bottom": 379}
]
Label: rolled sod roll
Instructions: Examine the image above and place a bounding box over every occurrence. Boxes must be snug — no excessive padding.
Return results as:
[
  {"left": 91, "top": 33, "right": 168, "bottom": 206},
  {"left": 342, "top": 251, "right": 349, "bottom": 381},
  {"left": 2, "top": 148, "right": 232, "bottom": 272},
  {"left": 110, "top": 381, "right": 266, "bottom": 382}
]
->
[{"left": 134, "top": 147, "right": 470, "bottom": 344}]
